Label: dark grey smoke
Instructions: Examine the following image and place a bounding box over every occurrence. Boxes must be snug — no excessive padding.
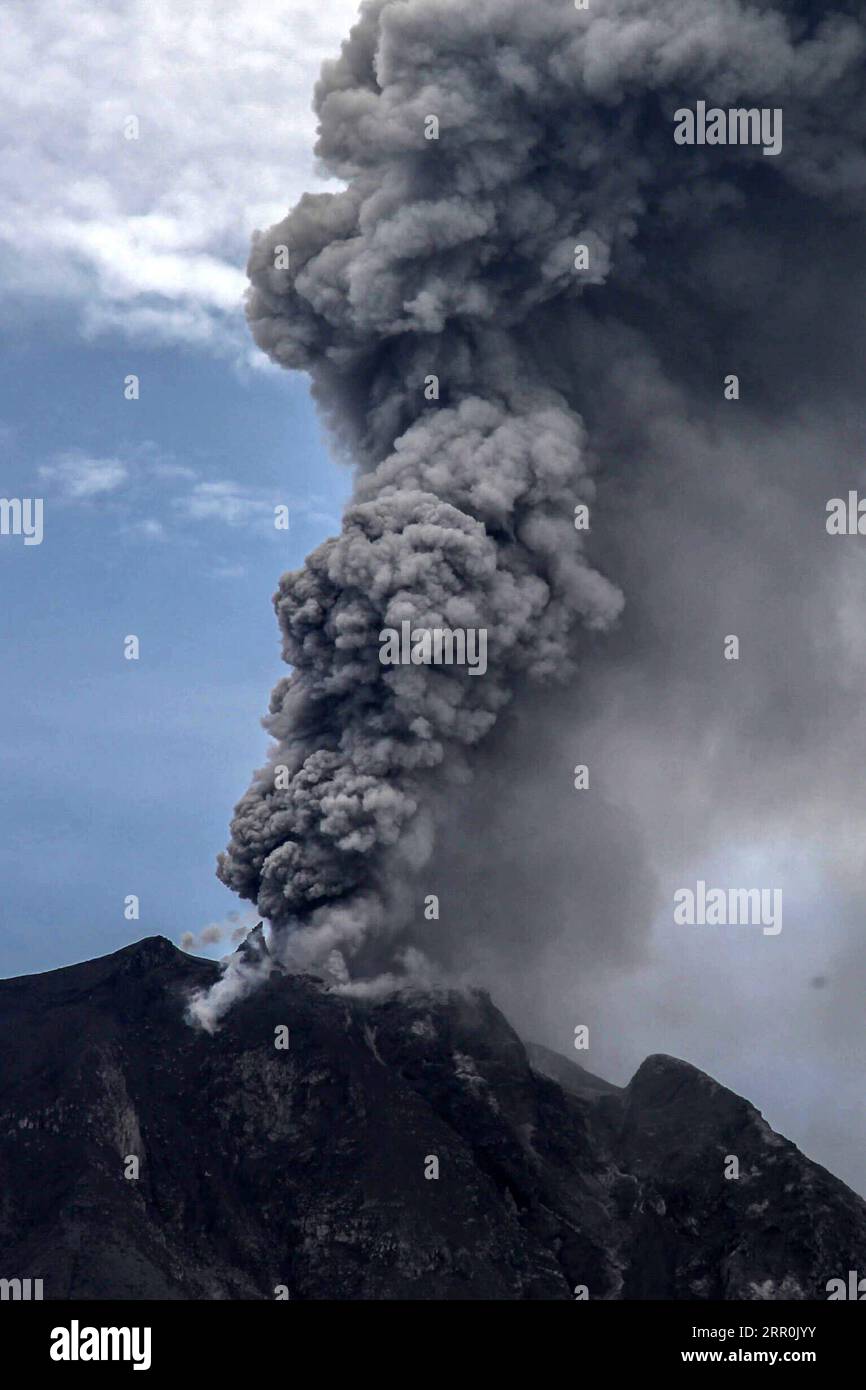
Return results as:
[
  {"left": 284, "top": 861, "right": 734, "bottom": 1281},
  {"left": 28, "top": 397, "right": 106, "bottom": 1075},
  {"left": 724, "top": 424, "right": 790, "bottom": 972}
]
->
[{"left": 214, "top": 0, "right": 866, "bottom": 1012}]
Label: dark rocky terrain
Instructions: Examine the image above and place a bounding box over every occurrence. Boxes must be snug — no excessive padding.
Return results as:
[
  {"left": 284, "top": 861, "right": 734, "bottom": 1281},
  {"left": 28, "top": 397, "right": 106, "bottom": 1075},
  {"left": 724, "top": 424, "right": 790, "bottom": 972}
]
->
[{"left": 0, "top": 933, "right": 862, "bottom": 1300}]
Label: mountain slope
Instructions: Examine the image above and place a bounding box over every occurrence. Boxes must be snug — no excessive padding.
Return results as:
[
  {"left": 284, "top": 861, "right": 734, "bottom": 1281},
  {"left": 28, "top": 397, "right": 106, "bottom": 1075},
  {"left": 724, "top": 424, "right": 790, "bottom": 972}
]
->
[{"left": 0, "top": 935, "right": 861, "bottom": 1300}]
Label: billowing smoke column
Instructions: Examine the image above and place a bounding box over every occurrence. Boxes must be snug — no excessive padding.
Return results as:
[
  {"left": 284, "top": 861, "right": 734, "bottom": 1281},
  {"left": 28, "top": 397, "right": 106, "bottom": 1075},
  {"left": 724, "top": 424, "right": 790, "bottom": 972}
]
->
[{"left": 216, "top": 0, "right": 866, "bottom": 986}]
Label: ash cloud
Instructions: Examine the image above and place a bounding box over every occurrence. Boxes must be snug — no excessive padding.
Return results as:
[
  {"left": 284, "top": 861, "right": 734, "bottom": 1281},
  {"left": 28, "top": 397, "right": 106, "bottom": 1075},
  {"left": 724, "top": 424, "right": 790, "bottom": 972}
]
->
[
  {"left": 179, "top": 908, "right": 258, "bottom": 955},
  {"left": 213, "top": 0, "right": 866, "bottom": 1048}
]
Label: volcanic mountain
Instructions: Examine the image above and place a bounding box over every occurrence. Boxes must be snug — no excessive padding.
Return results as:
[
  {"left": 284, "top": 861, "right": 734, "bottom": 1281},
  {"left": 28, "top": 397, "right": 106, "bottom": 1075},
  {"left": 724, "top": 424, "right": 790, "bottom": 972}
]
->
[{"left": 0, "top": 934, "right": 861, "bottom": 1300}]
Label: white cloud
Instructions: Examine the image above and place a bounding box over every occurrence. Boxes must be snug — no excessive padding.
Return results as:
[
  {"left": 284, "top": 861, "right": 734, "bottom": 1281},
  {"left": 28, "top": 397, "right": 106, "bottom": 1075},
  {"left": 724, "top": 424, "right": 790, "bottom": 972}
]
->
[
  {"left": 149, "top": 461, "right": 197, "bottom": 483},
  {"left": 132, "top": 518, "right": 167, "bottom": 541},
  {"left": 35, "top": 437, "right": 344, "bottom": 548},
  {"left": 0, "top": 0, "right": 361, "bottom": 351},
  {"left": 37, "top": 439, "right": 296, "bottom": 538},
  {"left": 211, "top": 562, "right": 248, "bottom": 579},
  {"left": 39, "top": 450, "right": 128, "bottom": 497},
  {"left": 175, "top": 479, "right": 278, "bottom": 527}
]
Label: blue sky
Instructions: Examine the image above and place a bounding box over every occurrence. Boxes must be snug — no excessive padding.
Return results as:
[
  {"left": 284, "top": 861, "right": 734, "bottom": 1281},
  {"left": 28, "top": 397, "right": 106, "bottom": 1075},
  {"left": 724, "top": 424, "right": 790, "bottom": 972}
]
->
[
  {"left": 0, "top": 326, "right": 349, "bottom": 978},
  {"left": 0, "top": 0, "right": 360, "bottom": 977}
]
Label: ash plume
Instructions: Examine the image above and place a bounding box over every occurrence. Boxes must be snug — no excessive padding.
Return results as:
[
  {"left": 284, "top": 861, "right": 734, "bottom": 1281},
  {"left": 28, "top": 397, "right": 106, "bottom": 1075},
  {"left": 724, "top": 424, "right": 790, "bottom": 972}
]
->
[{"left": 213, "top": 0, "right": 866, "bottom": 1009}]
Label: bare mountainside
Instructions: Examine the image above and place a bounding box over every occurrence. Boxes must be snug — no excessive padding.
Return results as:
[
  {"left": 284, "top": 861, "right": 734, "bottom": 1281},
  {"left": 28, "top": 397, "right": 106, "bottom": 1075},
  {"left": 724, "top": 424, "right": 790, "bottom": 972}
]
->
[{"left": 0, "top": 934, "right": 862, "bottom": 1300}]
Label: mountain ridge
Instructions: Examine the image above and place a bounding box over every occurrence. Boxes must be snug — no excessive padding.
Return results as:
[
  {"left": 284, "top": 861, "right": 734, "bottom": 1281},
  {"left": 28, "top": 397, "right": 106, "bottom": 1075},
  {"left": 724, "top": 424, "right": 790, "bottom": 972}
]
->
[{"left": 0, "top": 935, "right": 861, "bottom": 1300}]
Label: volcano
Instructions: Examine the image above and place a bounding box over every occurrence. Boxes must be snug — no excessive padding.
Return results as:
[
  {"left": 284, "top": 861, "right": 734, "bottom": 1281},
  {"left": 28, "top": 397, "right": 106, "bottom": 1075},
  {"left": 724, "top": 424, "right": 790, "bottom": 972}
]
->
[{"left": 0, "top": 935, "right": 861, "bottom": 1301}]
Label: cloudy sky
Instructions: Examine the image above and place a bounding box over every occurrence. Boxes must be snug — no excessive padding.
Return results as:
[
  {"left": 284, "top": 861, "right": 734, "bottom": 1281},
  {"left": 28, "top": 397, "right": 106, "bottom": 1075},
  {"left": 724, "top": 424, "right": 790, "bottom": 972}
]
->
[
  {"left": 2, "top": 0, "right": 864, "bottom": 1203},
  {"left": 0, "top": 0, "right": 359, "bottom": 972}
]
